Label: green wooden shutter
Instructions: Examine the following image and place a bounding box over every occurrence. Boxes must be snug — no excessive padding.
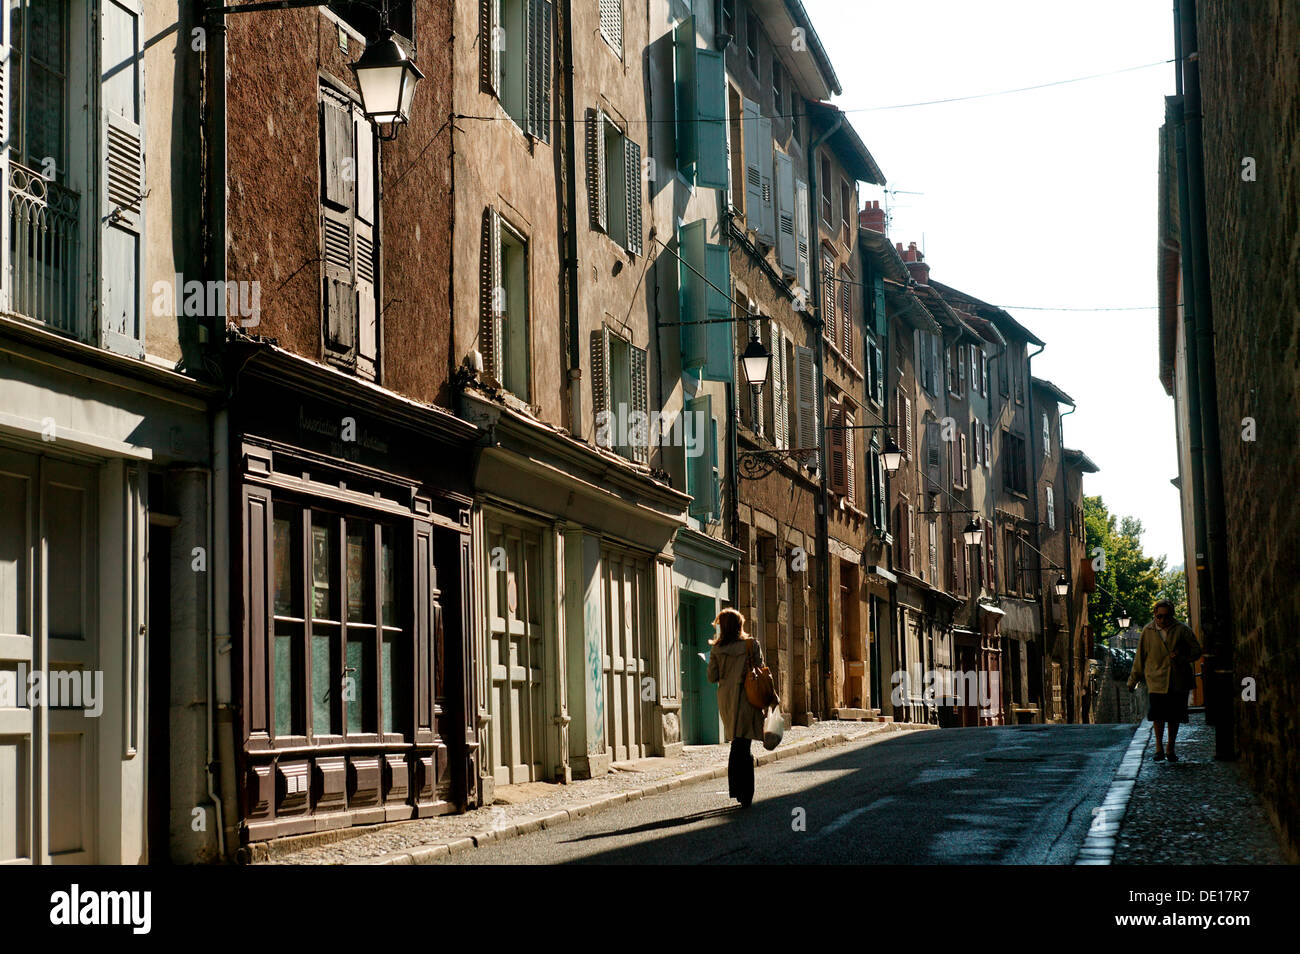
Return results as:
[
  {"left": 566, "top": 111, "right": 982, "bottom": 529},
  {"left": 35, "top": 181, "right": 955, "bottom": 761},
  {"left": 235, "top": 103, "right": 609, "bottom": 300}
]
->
[
  {"left": 701, "top": 241, "right": 732, "bottom": 382},
  {"left": 687, "top": 394, "right": 716, "bottom": 518},
  {"left": 694, "top": 47, "right": 727, "bottom": 189},
  {"left": 873, "top": 275, "right": 887, "bottom": 337},
  {"left": 100, "top": 0, "right": 146, "bottom": 357},
  {"left": 673, "top": 17, "right": 697, "bottom": 178},
  {"left": 677, "top": 219, "right": 707, "bottom": 370}
]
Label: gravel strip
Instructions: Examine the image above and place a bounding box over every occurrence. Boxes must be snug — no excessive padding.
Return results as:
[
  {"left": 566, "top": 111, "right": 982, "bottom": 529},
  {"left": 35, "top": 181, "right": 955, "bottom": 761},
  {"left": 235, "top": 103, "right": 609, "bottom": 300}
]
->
[{"left": 256, "top": 720, "right": 922, "bottom": 864}]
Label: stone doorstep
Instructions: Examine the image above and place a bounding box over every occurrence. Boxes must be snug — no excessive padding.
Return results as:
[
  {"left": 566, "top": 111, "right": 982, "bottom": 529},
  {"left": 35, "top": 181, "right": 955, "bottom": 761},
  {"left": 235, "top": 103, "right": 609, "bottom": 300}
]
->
[{"left": 357, "top": 722, "right": 929, "bottom": 866}]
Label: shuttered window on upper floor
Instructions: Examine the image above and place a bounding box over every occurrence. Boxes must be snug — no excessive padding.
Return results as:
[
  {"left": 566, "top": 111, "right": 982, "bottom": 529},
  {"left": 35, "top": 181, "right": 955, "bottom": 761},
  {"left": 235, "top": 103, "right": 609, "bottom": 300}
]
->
[
  {"left": 483, "top": 0, "right": 552, "bottom": 143},
  {"left": 677, "top": 218, "right": 732, "bottom": 381},
  {"left": 591, "top": 324, "right": 649, "bottom": 465},
  {"left": 599, "top": 0, "right": 622, "bottom": 57},
  {"left": 587, "top": 108, "right": 642, "bottom": 253},
  {"left": 674, "top": 17, "right": 727, "bottom": 190}
]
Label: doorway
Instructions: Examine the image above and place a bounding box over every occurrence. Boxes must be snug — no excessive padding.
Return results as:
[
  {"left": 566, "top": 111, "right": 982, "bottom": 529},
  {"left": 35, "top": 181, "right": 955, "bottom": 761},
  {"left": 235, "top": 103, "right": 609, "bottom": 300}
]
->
[{"left": 678, "top": 593, "right": 719, "bottom": 744}]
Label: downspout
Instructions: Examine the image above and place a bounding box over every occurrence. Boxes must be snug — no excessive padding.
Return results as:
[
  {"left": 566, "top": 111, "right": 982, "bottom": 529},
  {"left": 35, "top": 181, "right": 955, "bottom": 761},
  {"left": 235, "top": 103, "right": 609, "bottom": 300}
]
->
[
  {"left": 807, "top": 114, "right": 842, "bottom": 717},
  {"left": 1026, "top": 341, "right": 1046, "bottom": 721},
  {"left": 1059, "top": 403, "right": 1077, "bottom": 722},
  {"left": 559, "top": 0, "right": 582, "bottom": 438},
  {"left": 201, "top": 0, "right": 230, "bottom": 860},
  {"left": 1175, "top": 0, "right": 1233, "bottom": 759}
]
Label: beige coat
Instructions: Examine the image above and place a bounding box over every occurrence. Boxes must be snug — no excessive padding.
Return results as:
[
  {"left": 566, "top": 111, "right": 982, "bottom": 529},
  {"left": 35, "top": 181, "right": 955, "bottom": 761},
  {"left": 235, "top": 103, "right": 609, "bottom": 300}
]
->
[
  {"left": 707, "top": 636, "right": 766, "bottom": 742},
  {"left": 1128, "top": 621, "right": 1201, "bottom": 694}
]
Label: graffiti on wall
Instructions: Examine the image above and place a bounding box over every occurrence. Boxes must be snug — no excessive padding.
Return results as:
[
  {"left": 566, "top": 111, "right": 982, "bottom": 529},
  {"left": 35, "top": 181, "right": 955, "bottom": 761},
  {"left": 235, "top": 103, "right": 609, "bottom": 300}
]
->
[{"left": 586, "top": 593, "right": 605, "bottom": 753}]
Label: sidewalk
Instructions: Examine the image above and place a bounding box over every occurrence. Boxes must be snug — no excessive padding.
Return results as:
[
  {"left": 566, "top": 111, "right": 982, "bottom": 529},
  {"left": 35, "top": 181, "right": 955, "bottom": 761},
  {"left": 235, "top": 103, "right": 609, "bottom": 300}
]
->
[
  {"left": 250, "top": 719, "right": 931, "bottom": 865},
  {"left": 1110, "top": 711, "right": 1290, "bottom": 864}
]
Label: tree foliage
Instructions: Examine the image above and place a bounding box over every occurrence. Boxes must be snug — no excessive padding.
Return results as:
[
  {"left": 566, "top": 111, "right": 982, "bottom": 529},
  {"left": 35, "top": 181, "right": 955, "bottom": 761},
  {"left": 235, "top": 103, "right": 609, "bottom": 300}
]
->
[{"left": 1084, "top": 495, "right": 1169, "bottom": 644}]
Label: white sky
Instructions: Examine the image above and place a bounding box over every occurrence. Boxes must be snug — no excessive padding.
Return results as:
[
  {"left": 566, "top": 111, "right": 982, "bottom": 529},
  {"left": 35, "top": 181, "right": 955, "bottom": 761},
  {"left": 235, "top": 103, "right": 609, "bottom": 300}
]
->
[{"left": 803, "top": 0, "right": 1183, "bottom": 565}]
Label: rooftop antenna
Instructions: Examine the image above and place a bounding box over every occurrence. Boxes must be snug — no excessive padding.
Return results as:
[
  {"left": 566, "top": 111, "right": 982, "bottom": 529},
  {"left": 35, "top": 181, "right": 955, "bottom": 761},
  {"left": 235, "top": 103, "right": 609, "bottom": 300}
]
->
[{"left": 881, "top": 185, "right": 923, "bottom": 236}]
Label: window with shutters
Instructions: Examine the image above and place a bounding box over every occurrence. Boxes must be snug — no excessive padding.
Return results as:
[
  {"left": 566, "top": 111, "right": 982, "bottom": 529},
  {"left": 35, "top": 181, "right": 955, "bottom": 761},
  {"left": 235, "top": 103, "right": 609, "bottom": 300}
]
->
[
  {"left": 829, "top": 399, "right": 857, "bottom": 504},
  {"left": 1046, "top": 483, "right": 1056, "bottom": 531},
  {"left": 794, "top": 344, "right": 821, "bottom": 471},
  {"left": 775, "top": 149, "right": 796, "bottom": 276},
  {"left": 745, "top": 11, "right": 759, "bottom": 76},
  {"left": 821, "top": 249, "right": 836, "bottom": 344},
  {"left": 484, "top": 0, "right": 552, "bottom": 141},
  {"left": 1003, "top": 430, "right": 1028, "bottom": 495},
  {"left": 867, "top": 340, "right": 884, "bottom": 408},
  {"left": 591, "top": 111, "right": 642, "bottom": 253},
  {"left": 686, "top": 394, "right": 720, "bottom": 522},
  {"left": 973, "top": 421, "right": 981, "bottom": 473},
  {"left": 820, "top": 154, "right": 833, "bottom": 227},
  {"left": 479, "top": 209, "right": 530, "bottom": 397},
  {"left": 599, "top": 0, "right": 622, "bottom": 57},
  {"left": 321, "top": 82, "right": 380, "bottom": 379},
  {"left": 868, "top": 445, "right": 887, "bottom": 532},
  {"left": 678, "top": 219, "right": 732, "bottom": 379},
  {"left": 675, "top": 19, "right": 727, "bottom": 191},
  {"left": 1042, "top": 412, "right": 1052, "bottom": 457},
  {"left": 956, "top": 433, "right": 968, "bottom": 490},
  {"left": 592, "top": 325, "right": 649, "bottom": 465},
  {"left": 727, "top": 85, "right": 745, "bottom": 214}
]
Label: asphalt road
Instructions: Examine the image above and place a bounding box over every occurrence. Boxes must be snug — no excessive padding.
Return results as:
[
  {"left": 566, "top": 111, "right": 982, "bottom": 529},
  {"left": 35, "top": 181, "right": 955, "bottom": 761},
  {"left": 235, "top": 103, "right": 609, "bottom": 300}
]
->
[{"left": 435, "top": 723, "right": 1137, "bottom": 864}]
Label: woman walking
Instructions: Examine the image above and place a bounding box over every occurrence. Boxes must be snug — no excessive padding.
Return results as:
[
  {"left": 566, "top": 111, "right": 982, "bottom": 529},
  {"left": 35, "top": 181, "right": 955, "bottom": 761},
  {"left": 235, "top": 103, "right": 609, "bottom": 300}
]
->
[
  {"left": 1127, "top": 599, "right": 1201, "bottom": 762},
  {"left": 707, "top": 608, "right": 767, "bottom": 807}
]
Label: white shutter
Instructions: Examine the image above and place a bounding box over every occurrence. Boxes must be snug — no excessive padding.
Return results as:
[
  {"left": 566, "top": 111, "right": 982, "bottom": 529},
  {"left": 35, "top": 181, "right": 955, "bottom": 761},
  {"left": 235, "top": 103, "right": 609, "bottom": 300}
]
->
[
  {"left": 480, "top": 208, "right": 503, "bottom": 381},
  {"left": 100, "top": 0, "right": 146, "bottom": 357},
  {"left": 625, "top": 137, "right": 642, "bottom": 254},
  {"left": 794, "top": 178, "right": 810, "bottom": 292},
  {"left": 795, "top": 345, "right": 819, "bottom": 471},
  {"left": 742, "top": 98, "right": 762, "bottom": 233},
  {"left": 630, "top": 343, "right": 648, "bottom": 464},
  {"left": 845, "top": 409, "right": 856, "bottom": 505},
  {"left": 757, "top": 115, "right": 774, "bottom": 244},
  {"left": 771, "top": 325, "right": 788, "bottom": 449},
  {"left": 354, "top": 105, "right": 378, "bottom": 379},
  {"left": 588, "top": 108, "right": 607, "bottom": 231},
  {"left": 0, "top": 13, "right": 10, "bottom": 314},
  {"left": 775, "top": 150, "right": 795, "bottom": 275},
  {"left": 599, "top": 0, "right": 623, "bottom": 56}
]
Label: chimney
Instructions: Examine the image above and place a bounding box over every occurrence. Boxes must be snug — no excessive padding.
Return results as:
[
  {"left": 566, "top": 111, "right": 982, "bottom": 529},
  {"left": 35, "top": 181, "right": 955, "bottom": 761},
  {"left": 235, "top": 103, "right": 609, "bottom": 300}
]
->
[
  {"left": 859, "top": 200, "right": 886, "bottom": 234},
  {"left": 898, "top": 241, "right": 929, "bottom": 285}
]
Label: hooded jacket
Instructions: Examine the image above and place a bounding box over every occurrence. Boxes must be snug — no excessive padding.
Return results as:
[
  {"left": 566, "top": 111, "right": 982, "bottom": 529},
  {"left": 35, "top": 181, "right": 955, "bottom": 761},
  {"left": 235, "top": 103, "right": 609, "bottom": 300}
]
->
[{"left": 707, "top": 636, "right": 766, "bottom": 742}]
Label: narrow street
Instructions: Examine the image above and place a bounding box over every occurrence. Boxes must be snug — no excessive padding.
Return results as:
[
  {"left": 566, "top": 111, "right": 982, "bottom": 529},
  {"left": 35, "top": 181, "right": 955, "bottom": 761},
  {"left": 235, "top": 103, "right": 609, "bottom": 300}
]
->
[{"left": 434, "top": 724, "right": 1135, "bottom": 865}]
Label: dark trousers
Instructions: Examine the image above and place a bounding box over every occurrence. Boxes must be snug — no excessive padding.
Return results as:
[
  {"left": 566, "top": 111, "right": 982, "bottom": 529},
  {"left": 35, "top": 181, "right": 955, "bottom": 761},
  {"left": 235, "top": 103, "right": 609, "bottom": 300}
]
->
[{"left": 728, "top": 738, "right": 754, "bottom": 803}]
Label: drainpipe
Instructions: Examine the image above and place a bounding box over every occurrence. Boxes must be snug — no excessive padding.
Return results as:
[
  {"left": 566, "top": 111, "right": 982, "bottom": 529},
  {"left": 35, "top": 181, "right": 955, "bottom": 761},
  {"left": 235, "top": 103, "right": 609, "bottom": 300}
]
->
[
  {"left": 1059, "top": 403, "right": 1077, "bottom": 722},
  {"left": 1026, "top": 341, "right": 1046, "bottom": 721},
  {"left": 201, "top": 0, "right": 231, "bottom": 861},
  {"left": 559, "top": 0, "right": 582, "bottom": 438},
  {"left": 807, "top": 113, "right": 842, "bottom": 718},
  {"left": 1175, "top": 0, "right": 1233, "bottom": 759}
]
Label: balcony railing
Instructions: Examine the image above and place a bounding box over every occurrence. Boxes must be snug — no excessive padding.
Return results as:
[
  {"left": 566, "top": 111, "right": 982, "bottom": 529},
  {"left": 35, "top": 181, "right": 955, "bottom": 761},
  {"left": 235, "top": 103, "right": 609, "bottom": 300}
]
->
[{"left": 8, "top": 160, "right": 80, "bottom": 336}]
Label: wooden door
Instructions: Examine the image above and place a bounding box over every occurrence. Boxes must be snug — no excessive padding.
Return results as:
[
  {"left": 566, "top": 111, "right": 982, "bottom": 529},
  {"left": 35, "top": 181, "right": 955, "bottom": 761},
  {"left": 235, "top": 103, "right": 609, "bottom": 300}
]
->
[
  {"left": 602, "top": 549, "right": 649, "bottom": 762},
  {"left": 486, "top": 521, "right": 544, "bottom": 785}
]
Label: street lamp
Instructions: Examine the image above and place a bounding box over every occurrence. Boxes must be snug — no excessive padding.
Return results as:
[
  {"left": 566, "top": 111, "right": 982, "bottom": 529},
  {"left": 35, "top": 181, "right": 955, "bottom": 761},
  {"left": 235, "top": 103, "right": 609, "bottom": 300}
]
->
[
  {"left": 740, "top": 334, "right": 771, "bottom": 387},
  {"left": 962, "top": 519, "right": 984, "bottom": 547},
  {"left": 1116, "top": 608, "right": 1131, "bottom": 629},
  {"left": 1053, "top": 575, "right": 1069, "bottom": 598},
  {"left": 351, "top": 29, "right": 424, "bottom": 137},
  {"left": 881, "top": 436, "right": 904, "bottom": 474}
]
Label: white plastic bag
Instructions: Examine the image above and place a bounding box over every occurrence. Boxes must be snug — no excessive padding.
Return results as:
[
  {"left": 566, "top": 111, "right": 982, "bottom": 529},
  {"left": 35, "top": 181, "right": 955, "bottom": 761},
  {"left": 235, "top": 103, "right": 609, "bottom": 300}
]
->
[{"left": 762, "top": 708, "right": 785, "bottom": 751}]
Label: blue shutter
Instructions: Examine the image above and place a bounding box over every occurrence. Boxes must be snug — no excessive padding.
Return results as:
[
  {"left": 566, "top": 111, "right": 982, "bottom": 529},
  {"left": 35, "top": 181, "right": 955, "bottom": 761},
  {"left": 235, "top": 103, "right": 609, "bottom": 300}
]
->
[
  {"left": 694, "top": 48, "right": 727, "bottom": 189},
  {"left": 673, "top": 18, "right": 697, "bottom": 178},
  {"left": 701, "top": 242, "right": 733, "bottom": 382},
  {"left": 873, "top": 275, "right": 888, "bottom": 338},
  {"left": 678, "top": 219, "right": 707, "bottom": 370},
  {"left": 687, "top": 394, "right": 716, "bottom": 518}
]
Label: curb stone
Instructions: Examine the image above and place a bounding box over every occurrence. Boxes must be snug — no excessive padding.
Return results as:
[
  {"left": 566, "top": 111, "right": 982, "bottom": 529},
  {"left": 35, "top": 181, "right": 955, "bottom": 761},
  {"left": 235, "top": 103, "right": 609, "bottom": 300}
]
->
[
  {"left": 362, "top": 722, "right": 928, "bottom": 866},
  {"left": 1073, "top": 722, "right": 1148, "bottom": 865}
]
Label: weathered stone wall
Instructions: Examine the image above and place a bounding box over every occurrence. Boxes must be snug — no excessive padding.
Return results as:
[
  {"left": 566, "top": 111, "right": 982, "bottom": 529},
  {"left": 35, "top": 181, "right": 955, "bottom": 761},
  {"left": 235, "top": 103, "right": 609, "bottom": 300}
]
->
[{"left": 1197, "top": 0, "right": 1300, "bottom": 857}]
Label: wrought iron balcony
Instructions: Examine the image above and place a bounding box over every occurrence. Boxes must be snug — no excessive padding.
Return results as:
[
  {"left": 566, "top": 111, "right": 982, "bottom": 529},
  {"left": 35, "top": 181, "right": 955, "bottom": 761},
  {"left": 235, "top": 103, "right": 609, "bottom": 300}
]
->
[{"left": 8, "top": 160, "right": 81, "bottom": 336}]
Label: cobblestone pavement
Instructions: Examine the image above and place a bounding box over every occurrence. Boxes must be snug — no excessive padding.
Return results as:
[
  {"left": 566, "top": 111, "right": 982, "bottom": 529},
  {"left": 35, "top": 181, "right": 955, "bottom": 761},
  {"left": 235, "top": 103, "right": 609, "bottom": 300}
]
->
[
  {"left": 1113, "top": 712, "right": 1290, "bottom": 864},
  {"left": 257, "top": 720, "right": 912, "bottom": 864}
]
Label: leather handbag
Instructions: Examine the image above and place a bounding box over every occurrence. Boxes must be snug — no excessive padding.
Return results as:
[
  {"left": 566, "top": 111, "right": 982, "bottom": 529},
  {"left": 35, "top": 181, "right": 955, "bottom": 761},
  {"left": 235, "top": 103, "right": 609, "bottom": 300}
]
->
[{"left": 744, "top": 639, "right": 778, "bottom": 711}]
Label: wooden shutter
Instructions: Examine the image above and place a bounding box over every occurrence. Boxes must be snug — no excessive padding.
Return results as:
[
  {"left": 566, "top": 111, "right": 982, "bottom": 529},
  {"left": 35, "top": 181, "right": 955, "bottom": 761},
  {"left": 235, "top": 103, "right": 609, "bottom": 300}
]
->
[
  {"left": 926, "top": 420, "right": 941, "bottom": 490},
  {"left": 1043, "top": 412, "right": 1051, "bottom": 455},
  {"left": 1047, "top": 485, "right": 1055, "bottom": 530},
  {"left": 845, "top": 409, "right": 857, "bottom": 504},
  {"left": 822, "top": 251, "right": 836, "bottom": 345},
  {"left": 100, "top": 0, "right": 146, "bottom": 357},
  {"left": 599, "top": 0, "right": 622, "bottom": 55},
  {"left": 630, "top": 343, "right": 649, "bottom": 464},
  {"left": 687, "top": 395, "right": 715, "bottom": 517},
  {"left": 771, "top": 325, "right": 788, "bottom": 449},
  {"left": 677, "top": 219, "right": 707, "bottom": 369},
  {"left": 694, "top": 47, "right": 727, "bottom": 189},
  {"left": 873, "top": 345, "right": 884, "bottom": 405},
  {"left": 527, "top": 0, "right": 552, "bottom": 142},
  {"left": 354, "top": 104, "right": 378, "bottom": 378},
  {"left": 928, "top": 520, "right": 937, "bottom": 582},
  {"left": 702, "top": 241, "right": 732, "bottom": 381},
  {"left": 828, "top": 402, "right": 847, "bottom": 495},
  {"left": 959, "top": 433, "right": 968, "bottom": 488},
  {"left": 839, "top": 268, "right": 852, "bottom": 361},
  {"left": 322, "top": 87, "right": 357, "bottom": 355},
  {"left": 587, "top": 108, "right": 607, "bottom": 231},
  {"left": 479, "top": 207, "right": 502, "bottom": 380},
  {"left": 984, "top": 424, "right": 991, "bottom": 466},
  {"left": 904, "top": 395, "right": 913, "bottom": 460},
  {"left": 875, "top": 454, "right": 887, "bottom": 530},
  {"left": 873, "top": 276, "right": 888, "bottom": 338},
  {"left": 775, "top": 150, "right": 796, "bottom": 275},
  {"left": 896, "top": 502, "right": 909, "bottom": 572},
  {"left": 958, "top": 345, "right": 966, "bottom": 390},
  {"left": 590, "top": 325, "right": 611, "bottom": 430},
  {"left": 795, "top": 345, "right": 819, "bottom": 470},
  {"left": 931, "top": 335, "right": 940, "bottom": 393},
  {"left": 795, "top": 178, "right": 810, "bottom": 292},
  {"left": 757, "top": 116, "right": 774, "bottom": 244},
  {"left": 481, "top": 0, "right": 499, "bottom": 93},
  {"left": 742, "top": 98, "right": 763, "bottom": 233},
  {"left": 625, "top": 137, "right": 643, "bottom": 254}
]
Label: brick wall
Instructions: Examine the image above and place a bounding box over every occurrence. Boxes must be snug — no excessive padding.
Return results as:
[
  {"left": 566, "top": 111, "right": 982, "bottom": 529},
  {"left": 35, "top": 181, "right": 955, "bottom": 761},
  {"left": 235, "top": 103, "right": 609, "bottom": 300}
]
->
[{"left": 1197, "top": 0, "right": 1300, "bottom": 856}]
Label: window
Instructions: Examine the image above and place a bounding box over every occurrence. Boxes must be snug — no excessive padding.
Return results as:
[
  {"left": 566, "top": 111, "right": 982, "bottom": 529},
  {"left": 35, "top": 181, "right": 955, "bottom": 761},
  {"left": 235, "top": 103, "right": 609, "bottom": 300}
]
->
[
  {"left": 772, "top": 59, "right": 784, "bottom": 114},
  {"left": 745, "top": 11, "right": 759, "bottom": 75},
  {"left": 485, "top": 0, "right": 552, "bottom": 141},
  {"left": 592, "top": 325, "right": 649, "bottom": 464},
  {"left": 721, "top": 0, "right": 736, "bottom": 37},
  {"left": 970, "top": 345, "right": 980, "bottom": 394},
  {"left": 840, "top": 179, "right": 852, "bottom": 243},
  {"left": 599, "top": 0, "right": 622, "bottom": 57},
  {"left": 271, "top": 503, "right": 407, "bottom": 740},
  {"left": 1003, "top": 431, "right": 1028, "bottom": 495},
  {"left": 479, "top": 208, "right": 531, "bottom": 397},
  {"left": 588, "top": 109, "right": 642, "bottom": 253},
  {"left": 321, "top": 83, "right": 380, "bottom": 379},
  {"left": 867, "top": 340, "right": 884, "bottom": 407},
  {"left": 838, "top": 267, "right": 852, "bottom": 361},
  {"left": 1046, "top": 484, "right": 1056, "bottom": 531},
  {"left": 1042, "top": 412, "right": 1052, "bottom": 456},
  {"left": 820, "top": 154, "right": 834, "bottom": 226}
]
